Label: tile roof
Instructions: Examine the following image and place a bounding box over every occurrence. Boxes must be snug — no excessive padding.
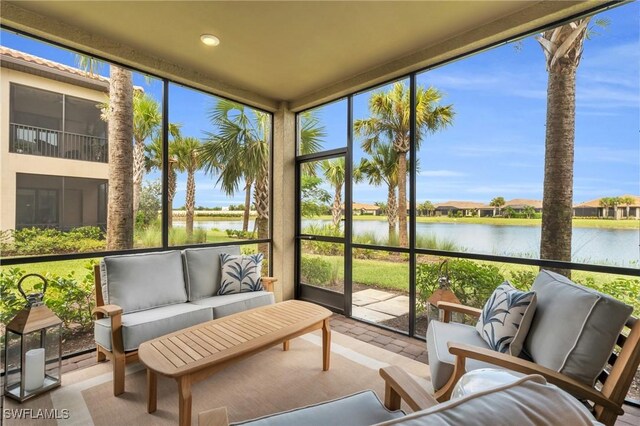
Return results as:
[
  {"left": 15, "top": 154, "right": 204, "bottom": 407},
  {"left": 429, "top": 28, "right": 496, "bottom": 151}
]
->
[
  {"left": 574, "top": 195, "right": 640, "bottom": 208},
  {"left": 434, "top": 201, "right": 485, "bottom": 209},
  {"left": 0, "top": 46, "right": 110, "bottom": 83}
]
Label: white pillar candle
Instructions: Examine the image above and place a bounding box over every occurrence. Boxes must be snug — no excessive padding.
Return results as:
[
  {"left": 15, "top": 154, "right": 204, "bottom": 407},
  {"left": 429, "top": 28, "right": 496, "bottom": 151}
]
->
[{"left": 25, "top": 348, "right": 45, "bottom": 392}]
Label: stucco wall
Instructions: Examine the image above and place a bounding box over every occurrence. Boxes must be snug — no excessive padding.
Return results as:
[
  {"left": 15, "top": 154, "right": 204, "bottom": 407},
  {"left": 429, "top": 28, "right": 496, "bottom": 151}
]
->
[{"left": 0, "top": 67, "right": 109, "bottom": 231}]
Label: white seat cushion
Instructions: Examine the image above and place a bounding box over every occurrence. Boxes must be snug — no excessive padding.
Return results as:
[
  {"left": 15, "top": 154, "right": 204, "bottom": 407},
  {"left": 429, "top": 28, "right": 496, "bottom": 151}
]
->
[
  {"left": 426, "top": 320, "right": 496, "bottom": 391},
  {"left": 376, "top": 374, "right": 601, "bottom": 426},
  {"left": 190, "top": 291, "right": 275, "bottom": 318},
  {"left": 232, "top": 390, "right": 404, "bottom": 426},
  {"left": 94, "top": 303, "right": 212, "bottom": 352}
]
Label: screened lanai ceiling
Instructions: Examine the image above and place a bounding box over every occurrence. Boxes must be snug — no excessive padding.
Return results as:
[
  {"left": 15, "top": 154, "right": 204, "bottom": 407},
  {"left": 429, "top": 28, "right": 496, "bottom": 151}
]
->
[{"left": 1, "top": 1, "right": 604, "bottom": 111}]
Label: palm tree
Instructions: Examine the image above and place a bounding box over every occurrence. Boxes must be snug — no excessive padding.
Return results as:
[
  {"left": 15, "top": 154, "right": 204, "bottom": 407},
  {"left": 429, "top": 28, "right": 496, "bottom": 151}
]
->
[
  {"left": 131, "top": 92, "right": 162, "bottom": 216},
  {"left": 299, "top": 111, "right": 325, "bottom": 175},
  {"left": 490, "top": 196, "right": 506, "bottom": 217},
  {"left": 201, "top": 100, "right": 271, "bottom": 245},
  {"left": 537, "top": 17, "right": 607, "bottom": 276},
  {"left": 320, "top": 158, "right": 346, "bottom": 228},
  {"left": 419, "top": 201, "right": 434, "bottom": 217},
  {"left": 174, "top": 137, "right": 202, "bottom": 238},
  {"left": 76, "top": 55, "right": 134, "bottom": 250},
  {"left": 354, "top": 81, "right": 454, "bottom": 247},
  {"left": 619, "top": 196, "right": 635, "bottom": 219},
  {"left": 610, "top": 196, "right": 622, "bottom": 220},
  {"left": 145, "top": 124, "right": 182, "bottom": 228},
  {"left": 354, "top": 142, "right": 399, "bottom": 239},
  {"left": 105, "top": 66, "right": 134, "bottom": 250},
  {"left": 599, "top": 197, "right": 612, "bottom": 219}
]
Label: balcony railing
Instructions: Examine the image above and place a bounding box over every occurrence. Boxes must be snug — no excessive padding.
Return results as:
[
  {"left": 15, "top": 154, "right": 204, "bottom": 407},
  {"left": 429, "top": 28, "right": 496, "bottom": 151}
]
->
[{"left": 9, "top": 123, "right": 108, "bottom": 163}]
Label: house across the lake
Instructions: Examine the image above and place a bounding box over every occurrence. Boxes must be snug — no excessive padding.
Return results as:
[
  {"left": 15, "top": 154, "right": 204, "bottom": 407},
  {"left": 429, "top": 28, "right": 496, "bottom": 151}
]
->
[
  {"left": 433, "top": 201, "right": 485, "bottom": 217},
  {"left": 573, "top": 195, "right": 640, "bottom": 219}
]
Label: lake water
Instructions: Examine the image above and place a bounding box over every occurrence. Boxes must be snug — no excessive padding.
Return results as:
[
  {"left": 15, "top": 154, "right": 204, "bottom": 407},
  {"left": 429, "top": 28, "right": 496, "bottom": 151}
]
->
[{"left": 175, "top": 219, "right": 640, "bottom": 267}]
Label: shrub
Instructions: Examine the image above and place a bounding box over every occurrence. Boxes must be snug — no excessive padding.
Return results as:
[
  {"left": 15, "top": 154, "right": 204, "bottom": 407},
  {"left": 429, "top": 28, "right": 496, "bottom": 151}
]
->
[
  {"left": 300, "top": 255, "right": 332, "bottom": 286},
  {"left": 0, "top": 267, "right": 27, "bottom": 325},
  {"left": 4, "top": 227, "right": 106, "bottom": 256},
  {"left": 416, "top": 259, "right": 505, "bottom": 314},
  {"left": 0, "top": 262, "right": 96, "bottom": 335}
]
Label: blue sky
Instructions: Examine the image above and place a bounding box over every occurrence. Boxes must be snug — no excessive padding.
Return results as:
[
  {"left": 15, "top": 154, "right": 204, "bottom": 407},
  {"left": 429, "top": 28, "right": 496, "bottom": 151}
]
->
[
  {"left": 313, "top": 2, "right": 639, "bottom": 205},
  {"left": 2, "top": 2, "right": 638, "bottom": 208}
]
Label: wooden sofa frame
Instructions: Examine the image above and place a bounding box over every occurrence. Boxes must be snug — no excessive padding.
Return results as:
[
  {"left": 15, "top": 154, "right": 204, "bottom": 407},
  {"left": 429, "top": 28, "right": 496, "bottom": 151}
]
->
[
  {"left": 432, "top": 300, "right": 640, "bottom": 426},
  {"left": 91, "top": 264, "right": 278, "bottom": 396}
]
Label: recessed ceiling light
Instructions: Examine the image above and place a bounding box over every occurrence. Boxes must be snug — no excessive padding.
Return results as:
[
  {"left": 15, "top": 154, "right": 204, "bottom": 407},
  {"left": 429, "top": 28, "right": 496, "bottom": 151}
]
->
[{"left": 200, "top": 34, "right": 220, "bottom": 46}]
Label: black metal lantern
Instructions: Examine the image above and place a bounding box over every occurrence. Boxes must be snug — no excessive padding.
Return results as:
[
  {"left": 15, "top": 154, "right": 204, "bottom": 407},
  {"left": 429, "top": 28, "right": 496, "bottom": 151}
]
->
[{"left": 3, "top": 274, "right": 62, "bottom": 402}]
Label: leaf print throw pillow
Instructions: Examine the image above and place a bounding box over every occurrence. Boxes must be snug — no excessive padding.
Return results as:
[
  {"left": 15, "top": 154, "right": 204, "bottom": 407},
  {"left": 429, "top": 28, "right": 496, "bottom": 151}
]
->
[
  {"left": 218, "top": 253, "right": 264, "bottom": 295},
  {"left": 475, "top": 282, "right": 537, "bottom": 356}
]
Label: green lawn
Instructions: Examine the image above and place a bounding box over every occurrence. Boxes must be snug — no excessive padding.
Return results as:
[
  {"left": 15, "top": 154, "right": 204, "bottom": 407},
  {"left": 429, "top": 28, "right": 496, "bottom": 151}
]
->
[
  {"left": 1, "top": 258, "right": 96, "bottom": 279},
  {"left": 313, "top": 215, "right": 639, "bottom": 229}
]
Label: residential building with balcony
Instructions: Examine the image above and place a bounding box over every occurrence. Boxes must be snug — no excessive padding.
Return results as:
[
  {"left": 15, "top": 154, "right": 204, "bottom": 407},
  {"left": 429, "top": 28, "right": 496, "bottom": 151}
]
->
[{"left": 0, "top": 47, "right": 109, "bottom": 232}]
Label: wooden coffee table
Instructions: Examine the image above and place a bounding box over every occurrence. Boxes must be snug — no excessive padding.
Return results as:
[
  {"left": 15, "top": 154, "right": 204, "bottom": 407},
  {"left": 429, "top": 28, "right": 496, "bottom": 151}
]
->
[{"left": 138, "top": 300, "right": 332, "bottom": 426}]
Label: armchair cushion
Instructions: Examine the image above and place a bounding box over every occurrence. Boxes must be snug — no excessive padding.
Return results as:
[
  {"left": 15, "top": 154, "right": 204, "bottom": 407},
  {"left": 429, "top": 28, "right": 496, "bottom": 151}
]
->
[
  {"left": 94, "top": 303, "right": 212, "bottom": 352},
  {"left": 426, "top": 321, "right": 496, "bottom": 391},
  {"left": 524, "top": 269, "right": 633, "bottom": 386},
  {"left": 190, "top": 291, "right": 275, "bottom": 318},
  {"left": 475, "top": 282, "right": 536, "bottom": 356},
  {"left": 232, "top": 390, "right": 404, "bottom": 426},
  {"left": 218, "top": 253, "right": 264, "bottom": 295},
  {"left": 100, "top": 250, "right": 187, "bottom": 314},
  {"left": 377, "top": 374, "right": 600, "bottom": 426},
  {"left": 182, "top": 245, "right": 241, "bottom": 300}
]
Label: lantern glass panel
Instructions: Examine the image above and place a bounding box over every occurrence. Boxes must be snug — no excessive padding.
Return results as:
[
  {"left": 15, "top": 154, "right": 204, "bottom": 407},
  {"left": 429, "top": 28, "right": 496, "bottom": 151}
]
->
[
  {"left": 4, "top": 330, "right": 23, "bottom": 399},
  {"left": 22, "top": 329, "right": 47, "bottom": 397},
  {"left": 44, "top": 324, "right": 61, "bottom": 384}
]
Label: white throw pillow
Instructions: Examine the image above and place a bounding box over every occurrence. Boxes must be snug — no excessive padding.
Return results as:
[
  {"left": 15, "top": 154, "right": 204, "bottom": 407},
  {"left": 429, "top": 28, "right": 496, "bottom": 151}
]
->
[
  {"left": 218, "top": 253, "right": 264, "bottom": 295},
  {"left": 475, "top": 282, "right": 536, "bottom": 356}
]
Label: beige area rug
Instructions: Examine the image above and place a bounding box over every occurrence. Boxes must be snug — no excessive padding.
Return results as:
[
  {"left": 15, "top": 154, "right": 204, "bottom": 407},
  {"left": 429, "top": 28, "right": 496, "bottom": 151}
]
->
[{"left": 5, "top": 332, "right": 431, "bottom": 426}]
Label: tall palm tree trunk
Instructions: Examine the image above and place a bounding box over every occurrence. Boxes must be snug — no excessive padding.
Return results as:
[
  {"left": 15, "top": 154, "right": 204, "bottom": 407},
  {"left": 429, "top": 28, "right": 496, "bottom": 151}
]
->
[
  {"left": 243, "top": 181, "right": 253, "bottom": 232},
  {"left": 254, "top": 169, "right": 269, "bottom": 266},
  {"left": 168, "top": 166, "right": 176, "bottom": 229},
  {"left": 540, "top": 66, "right": 576, "bottom": 277},
  {"left": 331, "top": 186, "right": 342, "bottom": 228},
  {"left": 185, "top": 169, "right": 195, "bottom": 239},
  {"left": 106, "top": 66, "right": 134, "bottom": 250},
  {"left": 397, "top": 152, "right": 408, "bottom": 247},
  {"left": 132, "top": 137, "right": 146, "bottom": 215},
  {"left": 387, "top": 186, "right": 398, "bottom": 240}
]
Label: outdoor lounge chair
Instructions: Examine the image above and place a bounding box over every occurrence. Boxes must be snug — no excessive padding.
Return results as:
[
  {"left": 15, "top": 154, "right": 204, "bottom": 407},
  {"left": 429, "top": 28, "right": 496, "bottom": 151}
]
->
[
  {"left": 198, "top": 367, "right": 602, "bottom": 425},
  {"left": 426, "top": 269, "right": 640, "bottom": 425}
]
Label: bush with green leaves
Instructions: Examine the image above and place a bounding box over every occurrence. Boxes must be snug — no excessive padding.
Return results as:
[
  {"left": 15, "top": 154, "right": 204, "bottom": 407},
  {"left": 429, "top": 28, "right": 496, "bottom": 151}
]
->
[
  {"left": 416, "top": 259, "right": 505, "bottom": 314},
  {"left": 300, "top": 255, "right": 333, "bottom": 286},
  {"left": 0, "top": 262, "right": 96, "bottom": 335},
  {"left": 2, "top": 227, "right": 105, "bottom": 256}
]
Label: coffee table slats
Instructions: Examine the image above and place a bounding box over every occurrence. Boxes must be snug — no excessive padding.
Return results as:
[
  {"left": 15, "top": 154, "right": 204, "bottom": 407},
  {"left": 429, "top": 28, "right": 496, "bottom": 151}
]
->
[
  {"left": 203, "top": 324, "right": 240, "bottom": 347},
  {"left": 222, "top": 321, "right": 260, "bottom": 340},
  {"left": 152, "top": 341, "right": 187, "bottom": 368},
  {"left": 176, "top": 333, "right": 212, "bottom": 358},
  {"left": 169, "top": 336, "right": 203, "bottom": 361},
  {"left": 209, "top": 323, "right": 247, "bottom": 344},
  {"left": 162, "top": 338, "right": 195, "bottom": 365},
  {"left": 232, "top": 317, "right": 273, "bottom": 335},
  {"left": 192, "top": 329, "right": 228, "bottom": 352},
  {"left": 185, "top": 331, "right": 220, "bottom": 355},
  {"left": 140, "top": 301, "right": 331, "bottom": 376}
]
